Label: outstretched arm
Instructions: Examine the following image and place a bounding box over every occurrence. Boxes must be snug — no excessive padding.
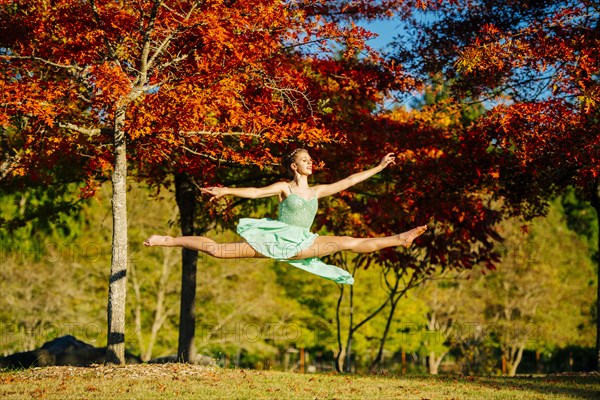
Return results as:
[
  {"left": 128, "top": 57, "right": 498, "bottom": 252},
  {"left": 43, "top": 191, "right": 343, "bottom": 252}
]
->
[
  {"left": 314, "top": 153, "right": 396, "bottom": 199},
  {"left": 201, "top": 181, "right": 287, "bottom": 202}
]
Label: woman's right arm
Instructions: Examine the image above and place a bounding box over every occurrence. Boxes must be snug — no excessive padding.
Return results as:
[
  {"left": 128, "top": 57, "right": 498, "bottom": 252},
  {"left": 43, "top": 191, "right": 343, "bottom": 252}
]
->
[{"left": 201, "top": 181, "right": 287, "bottom": 202}]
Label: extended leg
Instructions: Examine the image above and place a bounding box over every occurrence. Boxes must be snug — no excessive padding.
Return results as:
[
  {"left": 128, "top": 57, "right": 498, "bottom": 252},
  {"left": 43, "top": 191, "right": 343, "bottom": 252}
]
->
[
  {"left": 144, "top": 235, "right": 263, "bottom": 259},
  {"left": 292, "top": 225, "right": 427, "bottom": 259}
]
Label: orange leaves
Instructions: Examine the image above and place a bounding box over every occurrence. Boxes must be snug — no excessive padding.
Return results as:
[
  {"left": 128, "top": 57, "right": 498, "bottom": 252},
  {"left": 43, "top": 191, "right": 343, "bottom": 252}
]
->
[
  {"left": 0, "top": 0, "right": 424, "bottom": 199},
  {"left": 88, "top": 62, "right": 132, "bottom": 106},
  {"left": 454, "top": 30, "right": 499, "bottom": 75},
  {"left": 420, "top": 1, "right": 599, "bottom": 212},
  {"left": 395, "top": 149, "right": 418, "bottom": 163},
  {"left": 454, "top": 2, "right": 598, "bottom": 113}
]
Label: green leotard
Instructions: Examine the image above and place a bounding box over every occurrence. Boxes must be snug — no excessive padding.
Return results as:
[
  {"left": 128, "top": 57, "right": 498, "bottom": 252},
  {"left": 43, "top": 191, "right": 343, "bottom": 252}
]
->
[{"left": 236, "top": 187, "right": 354, "bottom": 285}]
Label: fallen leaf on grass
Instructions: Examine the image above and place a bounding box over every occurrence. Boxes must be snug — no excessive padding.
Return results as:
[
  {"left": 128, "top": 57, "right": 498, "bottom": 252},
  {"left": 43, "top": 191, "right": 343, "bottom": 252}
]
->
[
  {"left": 156, "top": 383, "right": 166, "bottom": 392},
  {"left": 29, "top": 388, "right": 47, "bottom": 399}
]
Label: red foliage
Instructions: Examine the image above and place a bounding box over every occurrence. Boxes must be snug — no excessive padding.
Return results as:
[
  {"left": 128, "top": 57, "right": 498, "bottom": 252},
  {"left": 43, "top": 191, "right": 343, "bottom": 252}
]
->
[
  {"left": 377, "top": 0, "right": 600, "bottom": 273},
  {"left": 0, "top": 0, "right": 513, "bottom": 276},
  {"left": 0, "top": 0, "right": 428, "bottom": 184}
]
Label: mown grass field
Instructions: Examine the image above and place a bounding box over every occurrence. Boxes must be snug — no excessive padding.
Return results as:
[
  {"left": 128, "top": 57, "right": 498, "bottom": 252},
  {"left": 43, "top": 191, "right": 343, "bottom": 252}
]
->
[{"left": 1, "top": 364, "right": 598, "bottom": 399}]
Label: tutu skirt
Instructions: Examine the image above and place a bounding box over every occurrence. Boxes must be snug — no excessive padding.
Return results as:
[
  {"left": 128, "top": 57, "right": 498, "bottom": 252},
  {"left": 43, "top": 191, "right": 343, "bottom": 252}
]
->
[{"left": 237, "top": 218, "right": 354, "bottom": 285}]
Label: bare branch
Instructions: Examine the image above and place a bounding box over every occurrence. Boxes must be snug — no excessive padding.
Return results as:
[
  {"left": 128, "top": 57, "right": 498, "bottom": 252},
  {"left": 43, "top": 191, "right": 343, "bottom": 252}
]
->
[
  {"left": 58, "top": 122, "right": 110, "bottom": 137},
  {"left": 282, "top": 35, "right": 346, "bottom": 51},
  {"left": 263, "top": 78, "right": 317, "bottom": 116},
  {"left": 154, "top": 137, "right": 226, "bottom": 163},
  {"left": 137, "top": 0, "right": 164, "bottom": 87},
  {"left": 0, "top": 154, "right": 22, "bottom": 181},
  {"left": 182, "top": 130, "right": 261, "bottom": 138},
  {"left": 156, "top": 54, "right": 189, "bottom": 72},
  {"left": 141, "top": 2, "right": 201, "bottom": 82},
  {"left": 146, "top": 33, "right": 177, "bottom": 76},
  {"left": 1, "top": 55, "right": 84, "bottom": 73},
  {"left": 161, "top": 2, "right": 188, "bottom": 19}
]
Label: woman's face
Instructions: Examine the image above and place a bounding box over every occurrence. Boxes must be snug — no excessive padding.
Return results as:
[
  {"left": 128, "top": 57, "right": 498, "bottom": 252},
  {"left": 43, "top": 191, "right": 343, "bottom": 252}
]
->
[{"left": 292, "top": 151, "right": 313, "bottom": 176}]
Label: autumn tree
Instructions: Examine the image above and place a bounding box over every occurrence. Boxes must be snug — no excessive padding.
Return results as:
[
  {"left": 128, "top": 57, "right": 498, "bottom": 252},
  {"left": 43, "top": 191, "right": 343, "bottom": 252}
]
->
[
  {"left": 315, "top": 71, "right": 514, "bottom": 369},
  {"left": 394, "top": 0, "right": 600, "bottom": 369},
  {"left": 2, "top": 0, "right": 451, "bottom": 364},
  {"left": 130, "top": 1, "right": 438, "bottom": 362},
  {"left": 410, "top": 199, "right": 595, "bottom": 376},
  {"left": 0, "top": 0, "right": 328, "bottom": 363}
]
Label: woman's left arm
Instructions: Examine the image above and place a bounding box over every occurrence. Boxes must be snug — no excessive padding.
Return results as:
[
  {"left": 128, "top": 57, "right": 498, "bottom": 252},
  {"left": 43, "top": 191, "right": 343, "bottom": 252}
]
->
[{"left": 314, "top": 153, "right": 396, "bottom": 198}]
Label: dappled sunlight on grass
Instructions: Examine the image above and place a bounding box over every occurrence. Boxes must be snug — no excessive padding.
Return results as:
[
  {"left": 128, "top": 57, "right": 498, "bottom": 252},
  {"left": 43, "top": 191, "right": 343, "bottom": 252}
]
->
[{"left": 1, "top": 364, "right": 599, "bottom": 399}]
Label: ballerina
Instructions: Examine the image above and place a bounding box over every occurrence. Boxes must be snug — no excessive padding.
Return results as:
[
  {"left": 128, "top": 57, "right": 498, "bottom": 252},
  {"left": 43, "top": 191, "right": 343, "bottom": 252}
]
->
[{"left": 144, "top": 149, "right": 427, "bottom": 284}]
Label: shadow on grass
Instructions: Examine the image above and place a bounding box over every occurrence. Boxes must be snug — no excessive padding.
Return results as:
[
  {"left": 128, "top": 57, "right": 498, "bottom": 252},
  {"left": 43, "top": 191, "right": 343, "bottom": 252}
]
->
[{"left": 466, "top": 375, "right": 600, "bottom": 399}]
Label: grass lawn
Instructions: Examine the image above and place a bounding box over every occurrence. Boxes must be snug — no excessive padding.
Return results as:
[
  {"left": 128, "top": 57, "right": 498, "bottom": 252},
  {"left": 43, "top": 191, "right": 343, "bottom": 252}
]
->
[{"left": 1, "top": 364, "right": 599, "bottom": 399}]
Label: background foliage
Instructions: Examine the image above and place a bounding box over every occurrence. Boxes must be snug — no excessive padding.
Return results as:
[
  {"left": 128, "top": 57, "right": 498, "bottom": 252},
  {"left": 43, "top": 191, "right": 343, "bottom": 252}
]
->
[{"left": 1, "top": 180, "right": 596, "bottom": 374}]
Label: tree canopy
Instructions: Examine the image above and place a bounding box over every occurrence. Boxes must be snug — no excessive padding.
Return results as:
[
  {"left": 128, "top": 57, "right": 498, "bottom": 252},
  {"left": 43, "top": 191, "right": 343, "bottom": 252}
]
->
[
  {"left": 2, "top": 0, "right": 597, "bottom": 368},
  {"left": 0, "top": 0, "right": 444, "bottom": 363}
]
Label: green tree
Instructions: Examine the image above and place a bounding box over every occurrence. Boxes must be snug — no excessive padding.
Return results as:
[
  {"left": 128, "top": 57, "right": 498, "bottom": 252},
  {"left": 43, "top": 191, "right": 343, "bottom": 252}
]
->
[
  {"left": 412, "top": 197, "right": 596, "bottom": 375},
  {"left": 414, "top": 275, "right": 468, "bottom": 374},
  {"left": 478, "top": 204, "right": 595, "bottom": 375}
]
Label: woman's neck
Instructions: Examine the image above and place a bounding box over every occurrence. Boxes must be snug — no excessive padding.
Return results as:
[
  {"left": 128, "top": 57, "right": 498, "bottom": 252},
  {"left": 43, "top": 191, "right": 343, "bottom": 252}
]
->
[{"left": 292, "top": 175, "right": 309, "bottom": 188}]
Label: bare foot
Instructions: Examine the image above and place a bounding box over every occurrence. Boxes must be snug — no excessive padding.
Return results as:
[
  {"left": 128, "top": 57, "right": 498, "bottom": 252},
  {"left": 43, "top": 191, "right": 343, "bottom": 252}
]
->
[
  {"left": 398, "top": 225, "right": 428, "bottom": 248},
  {"left": 143, "top": 235, "right": 173, "bottom": 247}
]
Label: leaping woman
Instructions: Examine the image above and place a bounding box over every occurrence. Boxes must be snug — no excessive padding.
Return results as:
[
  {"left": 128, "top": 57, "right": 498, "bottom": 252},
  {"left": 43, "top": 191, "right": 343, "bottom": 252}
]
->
[{"left": 144, "top": 149, "right": 427, "bottom": 284}]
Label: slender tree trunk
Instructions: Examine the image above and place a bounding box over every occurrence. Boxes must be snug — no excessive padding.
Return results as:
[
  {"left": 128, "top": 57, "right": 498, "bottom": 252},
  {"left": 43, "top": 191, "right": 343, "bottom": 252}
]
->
[
  {"left": 505, "top": 345, "right": 525, "bottom": 377},
  {"left": 175, "top": 173, "right": 198, "bottom": 363},
  {"left": 131, "top": 262, "right": 145, "bottom": 360},
  {"left": 106, "top": 105, "right": 129, "bottom": 364},
  {"left": 370, "top": 279, "right": 400, "bottom": 372},
  {"left": 344, "top": 284, "right": 354, "bottom": 373},
  {"left": 591, "top": 178, "right": 600, "bottom": 371},
  {"left": 334, "top": 260, "right": 395, "bottom": 373},
  {"left": 430, "top": 353, "right": 439, "bottom": 374},
  {"left": 145, "top": 250, "right": 177, "bottom": 361},
  {"left": 428, "top": 351, "right": 449, "bottom": 375},
  {"left": 335, "top": 285, "right": 345, "bottom": 373},
  {"left": 131, "top": 247, "right": 178, "bottom": 362},
  {"left": 371, "top": 270, "right": 421, "bottom": 372}
]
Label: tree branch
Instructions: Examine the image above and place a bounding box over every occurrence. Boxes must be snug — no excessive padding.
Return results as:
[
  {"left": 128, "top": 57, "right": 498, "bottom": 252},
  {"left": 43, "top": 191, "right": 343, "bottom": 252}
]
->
[
  {"left": 1, "top": 55, "right": 84, "bottom": 73},
  {"left": 89, "top": 0, "right": 118, "bottom": 61},
  {"left": 142, "top": 1, "right": 204, "bottom": 83},
  {"left": 138, "top": 0, "right": 165, "bottom": 87},
  {"left": 183, "top": 130, "right": 262, "bottom": 138},
  {"left": 58, "top": 122, "right": 112, "bottom": 138},
  {"left": 0, "top": 154, "right": 22, "bottom": 181}
]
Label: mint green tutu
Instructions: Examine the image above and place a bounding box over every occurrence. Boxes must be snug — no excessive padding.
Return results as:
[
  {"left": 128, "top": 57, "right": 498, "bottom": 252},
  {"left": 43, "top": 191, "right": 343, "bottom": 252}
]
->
[
  {"left": 235, "top": 191, "right": 354, "bottom": 285},
  {"left": 237, "top": 218, "right": 354, "bottom": 285}
]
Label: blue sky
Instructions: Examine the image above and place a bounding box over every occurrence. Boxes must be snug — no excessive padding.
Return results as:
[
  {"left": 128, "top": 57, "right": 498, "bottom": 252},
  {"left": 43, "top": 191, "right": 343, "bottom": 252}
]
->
[{"left": 363, "top": 18, "right": 404, "bottom": 51}]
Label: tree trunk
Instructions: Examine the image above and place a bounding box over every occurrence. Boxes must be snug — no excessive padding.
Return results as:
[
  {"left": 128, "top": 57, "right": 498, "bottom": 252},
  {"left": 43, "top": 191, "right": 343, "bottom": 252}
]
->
[
  {"left": 335, "top": 284, "right": 345, "bottom": 373},
  {"left": 334, "top": 261, "right": 395, "bottom": 373},
  {"left": 428, "top": 352, "right": 446, "bottom": 375},
  {"left": 335, "top": 347, "right": 346, "bottom": 373},
  {"left": 591, "top": 178, "right": 600, "bottom": 371},
  {"left": 106, "top": 106, "right": 129, "bottom": 364},
  {"left": 507, "top": 345, "right": 525, "bottom": 377},
  {"left": 344, "top": 284, "right": 354, "bottom": 373},
  {"left": 175, "top": 173, "right": 198, "bottom": 363},
  {"left": 370, "top": 280, "right": 400, "bottom": 372}
]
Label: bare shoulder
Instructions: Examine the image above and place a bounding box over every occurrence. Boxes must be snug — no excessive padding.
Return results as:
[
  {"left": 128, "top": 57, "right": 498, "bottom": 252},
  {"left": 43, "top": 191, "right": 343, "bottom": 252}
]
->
[
  {"left": 274, "top": 180, "right": 291, "bottom": 193},
  {"left": 272, "top": 180, "right": 292, "bottom": 199}
]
